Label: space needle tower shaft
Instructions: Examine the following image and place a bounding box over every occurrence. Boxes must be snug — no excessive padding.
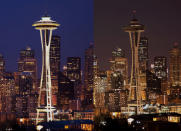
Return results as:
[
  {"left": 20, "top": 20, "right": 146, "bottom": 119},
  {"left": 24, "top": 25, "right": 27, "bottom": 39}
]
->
[
  {"left": 33, "top": 15, "right": 60, "bottom": 124},
  {"left": 122, "top": 12, "right": 145, "bottom": 114}
]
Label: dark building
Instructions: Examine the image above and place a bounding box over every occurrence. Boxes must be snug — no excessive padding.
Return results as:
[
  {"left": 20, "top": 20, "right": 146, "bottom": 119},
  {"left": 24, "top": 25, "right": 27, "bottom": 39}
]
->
[
  {"left": 146, "top": 70, "right": 161, "bottom": 103},
  {"left": 154, "top": 56, "right": 167, "bottom": 80},
  {"left": 0, "top": 72, "right": 16, "bottom": 113},
  {"left": 154, "top": 56, "right": 168, "bottom": 95},
  {"left": 83, "top": 43, "right": 95, "bottom": 109},
  {"left": 111, "top": 72, "right": 123, "bottom": 89},
  {"left": 66, "top": 57, "right": 81, "bottom": 84},
  {"left": 169, "top": 43, "right": 181, "bottom": 87},
  {"left": 16, "top": 47, "right": 38, "bottom": 118},
  {"left": 15, "top": 72, "right": 38, "bottom": 118},
  {"left": 66, "top": 57, "right": 82, "bottom": 102},
  {"left": 50, "top": 35, "right": 61, "bottom": 82},
  {"left": 100, "top": 48, "right": 129, "bottom": 112},
  {"left": 50, "top": 35, "right": 61, "bottom": 106},
  {"left": 0, "top": 55, "right": 16, "bottom": 113},
  {"left": 105, "top": 89, "right": 128, "bottom": 112},
  {"left": 58, "top": 72, "right": 74, "bottom": 110},
  {"left": 109, "top": 48, "right": 128, "bottom": 89},
  {"left": 84, "top": 43, "right": 94, "bottom": 92},
  {"left": 139, "top": 37, "right": 149, "bottom": 71}
]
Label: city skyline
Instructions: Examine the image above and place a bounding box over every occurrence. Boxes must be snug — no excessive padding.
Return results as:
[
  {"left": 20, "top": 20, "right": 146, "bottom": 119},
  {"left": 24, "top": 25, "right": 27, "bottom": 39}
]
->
[
  {"left": 1, "top": 1, "right": 181, "bottom": 130},
  {"left": 95, "top": 0, "right": 181, "bottom": 70},
  {"left": 0, "top": 0, "right": 93, "bottom": 73},
  {"left": 0, "top": 1, "right": 180, "bottom": 73}
]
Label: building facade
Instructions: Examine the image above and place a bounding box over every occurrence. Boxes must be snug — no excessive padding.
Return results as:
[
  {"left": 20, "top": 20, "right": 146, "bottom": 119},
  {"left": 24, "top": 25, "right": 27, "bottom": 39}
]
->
[
  {"left": 18, "top": 47, "right": 37, "bottom": 91},
  {"left": 169, "top": 43, "right": 181, "bottom": 87},
  {"left": 50, "top": 35, "right": 61, "bottom": 106},
  {"left": 154, "top": 56, "right": 168, "bottom": 94},
  {"left": 84, "top": 43, "right": 95, "bottom": 109}
]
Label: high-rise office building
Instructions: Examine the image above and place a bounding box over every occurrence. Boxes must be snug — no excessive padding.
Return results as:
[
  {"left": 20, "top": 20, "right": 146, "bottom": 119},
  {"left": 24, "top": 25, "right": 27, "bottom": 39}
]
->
[
  {"left": 16, "top": 47, "right": 38, "bottom": 118},
  {"left": 65, "top": 57, "right": 82, "bottom": 106},
  {"left": 146, "top": 70, "right": 161, "bottom": 103},
  {"left": 154, "top": 56, "right": 167, "bottom": 80},
  {"left": 84, "top": 43, "right": 94, "bottom": 91},
  {"left": 94, "top": 71, "right": 108, "bottom": 114},
  {"left": 0, "top": 72, "right": 15, "bottom": 113},
  {"left": 50, "top": 35, "right": 61, "bottom": 92},
  {"left": 66, "top": 57, "right": 81, "bottom": 83},
  {"left": 50, "top": 35, "right": 61, "bottom": 106},
  {"left": 138, "top": 37, "right": 148, "bottom": 102},
  {"left": 15, "top": 72, "right": 38, "bottom": 118},
  {"left": 84, "top": 43, "right": 95, "bottom": 109},
  {"left": 169, "top": 43, "right": 181, "bottom": 87},
  {"left": 105, "top": 89, "right": 128, "bottom": 112},
  {"left": 139, "top": 37, "right": 149, "bottom": 71},
  {"left": 105, "top": 48, "right": 129, "bottom": 112},
  {"left": 18, "top": 47, "right": 37, "bottom": 91},
  {"left": 109, "top": 48, "right": 128, "bottom": 89},
  {"left": 154, "top": 56, "right": 168, "bottom": 94},
  {"left": 169, "top": 43, "right": 181, "bottom": 98},
  {"left": 58, "top": 72, "right": 74, "bottom": 110},
  {"left": 66, "top": 57, "right": 82, "bottom": 104},
  {"left": 0, "top": 55, "right": 15, "bottom": 114}
]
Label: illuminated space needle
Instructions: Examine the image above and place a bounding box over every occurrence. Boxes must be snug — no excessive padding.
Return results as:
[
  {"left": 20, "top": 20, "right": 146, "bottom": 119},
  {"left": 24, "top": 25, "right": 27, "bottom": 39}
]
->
[
  {"left": 122, "top": 11, "right": 145, "bottom": 115},
  {"left": 33, "top": 15, "right": 60, "bottom": 124}
]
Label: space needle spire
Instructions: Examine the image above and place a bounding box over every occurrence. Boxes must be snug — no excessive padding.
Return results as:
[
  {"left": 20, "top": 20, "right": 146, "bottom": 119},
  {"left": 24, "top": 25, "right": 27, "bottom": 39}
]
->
[
  {"left": 32, "top": 15, "right": 60, "bottom": 124},
  {"left": 122, "top": 11, "right": 145, "bottom": 115}
]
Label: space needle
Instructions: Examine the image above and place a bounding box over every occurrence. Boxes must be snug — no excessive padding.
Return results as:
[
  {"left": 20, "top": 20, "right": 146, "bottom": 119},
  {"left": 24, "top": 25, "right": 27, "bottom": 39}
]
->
[
  {"left": 122, "top": 11, "right": 145, "bottom": 115},
  {"left": 32, "top": 15, "right": 60, "bottom": 124}
]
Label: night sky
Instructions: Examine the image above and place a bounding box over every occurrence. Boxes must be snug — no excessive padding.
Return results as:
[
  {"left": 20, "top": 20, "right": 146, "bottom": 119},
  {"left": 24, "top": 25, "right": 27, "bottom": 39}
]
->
[
  {"left": 95, "top": 0, "right": 181, "bottom": 71},
  {"left": 0, "top": 0, "right": 93, "bottom": 74}
]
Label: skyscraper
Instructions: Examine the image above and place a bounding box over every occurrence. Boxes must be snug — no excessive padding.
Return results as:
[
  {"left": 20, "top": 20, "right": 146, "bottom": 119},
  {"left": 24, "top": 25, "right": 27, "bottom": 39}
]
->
[
  {"left": 18, "top": 47, "right": 37, "bottom": 91},
  {"left": 154, "top": 56, "right": 168, "bottom": 95},
  {"left": 139, "top": 37, "right": 149, "bottom": 71},
  {"left": 169, "top": 43, "right": 181, "bottom": 98},
  {"left": 169, "top": 43, "right": 181, "bottom": 87},
  {"left": 109, "top": 47, "right": 128, "bottom": 89},
  {"left": 94, "top": 71, "right": 108, "bottom": 115},
  {"left": 84, "top": 43, "right": 95, "bottom": 109},
  {"left": 154, "top": 56, "right": 167, "bottom": 80},
  {"left": 0, "top": 55, "right": 16, "bottom": 114},
  {"left": 0, "top": 72, "right": 15, "bottom": 113},
  {"left": 104, "top": 48, "right": 129, "bottom": 112},
  {"left": 146, "top": 70, "right": 161, "bottom": 103},
  {"left": 66, "top": 57, "right": 81, "bottom": 84},
  {"left": 138, "top": 37, "right": 148, "bottom": 103},
  {"left": 50, "top": 35, "right": 61, "bottom": 76},
  {"left": 15, "top": 72, "right": 38, "bottom": 118},
  {"left": 50, "top": 35, "right": 61, "bottom": 83},
  {"left": 50, "top": 35, "right": 61, "bottom": 106},
  {"left": 58, "top": 72, "right": 74, "bottom": 110}
]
